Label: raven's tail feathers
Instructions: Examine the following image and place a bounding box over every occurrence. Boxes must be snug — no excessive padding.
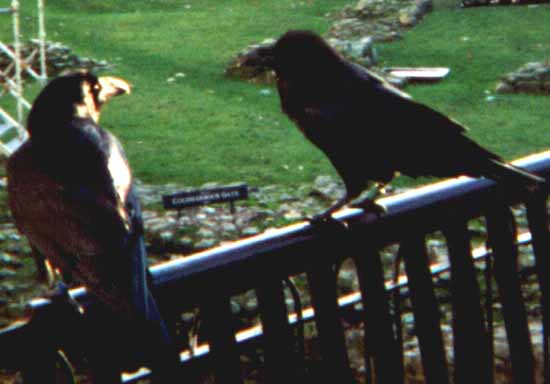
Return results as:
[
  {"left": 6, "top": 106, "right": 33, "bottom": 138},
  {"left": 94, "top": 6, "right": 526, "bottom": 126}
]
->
[{"left": 485, "top": 159, "right": 545, "bottom": 191}]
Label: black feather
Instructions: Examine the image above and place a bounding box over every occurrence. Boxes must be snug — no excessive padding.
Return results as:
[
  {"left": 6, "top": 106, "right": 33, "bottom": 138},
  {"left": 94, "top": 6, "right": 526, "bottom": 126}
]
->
[{"left": 249, "top": 30, "right": 545, "bottom": 215}]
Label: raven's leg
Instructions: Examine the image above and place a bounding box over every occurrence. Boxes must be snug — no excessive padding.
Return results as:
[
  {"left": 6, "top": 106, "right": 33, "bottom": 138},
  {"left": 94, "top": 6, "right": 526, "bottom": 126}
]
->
[
  {"left": 305, "top": 196, "right": 350, "bottom": 235},
  {"left": 310, "top": 194, "right": 350, "bottom": 223},
  {"left": 310, "top": 181, "right": 388, "bottom": 224},
  {"left": 349, "top": 182, "right": 388, "bottom": 216}
]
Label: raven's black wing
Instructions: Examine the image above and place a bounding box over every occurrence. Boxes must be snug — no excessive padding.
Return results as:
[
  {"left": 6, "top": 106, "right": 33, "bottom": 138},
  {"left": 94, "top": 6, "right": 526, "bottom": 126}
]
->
[{"left": 291, "top": 61, "right": 542, "bottom": 187}]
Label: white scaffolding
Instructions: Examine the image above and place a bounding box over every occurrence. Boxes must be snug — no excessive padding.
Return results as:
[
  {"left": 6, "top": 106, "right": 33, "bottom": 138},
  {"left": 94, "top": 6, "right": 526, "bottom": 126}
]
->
[{"left": 0, "top": 0, "right": 47, "bottom": 156}]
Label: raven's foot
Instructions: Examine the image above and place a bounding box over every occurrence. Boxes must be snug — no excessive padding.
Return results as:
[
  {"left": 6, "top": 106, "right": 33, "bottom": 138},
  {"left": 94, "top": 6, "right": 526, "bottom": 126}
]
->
[
  {"left": 307, "top": 212, "right": 348, "bottom": 233},
  {"left": 350, "top": 198, "right": 387, "bottom": 218},
  {"left": 306, "top": 195, "right": 350, "bottom": 226}
]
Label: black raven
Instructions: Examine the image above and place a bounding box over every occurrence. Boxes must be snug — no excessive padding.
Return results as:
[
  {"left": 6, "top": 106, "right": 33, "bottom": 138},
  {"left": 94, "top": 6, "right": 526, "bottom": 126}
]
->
[
  {"left": 7, "top": 71, "right": 179, "bottom": 382},
  {"left": 241, "top": 30, "right": 545, "bottom": 220}
]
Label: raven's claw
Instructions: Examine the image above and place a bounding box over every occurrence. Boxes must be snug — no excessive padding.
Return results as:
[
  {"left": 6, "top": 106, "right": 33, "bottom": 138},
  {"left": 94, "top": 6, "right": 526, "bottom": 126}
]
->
[
  {"left": 307, "top": 213, "right": 348, "bottom": 232},
  {"left": 350, "top": 198, "right": 387, "bottom": 218}
]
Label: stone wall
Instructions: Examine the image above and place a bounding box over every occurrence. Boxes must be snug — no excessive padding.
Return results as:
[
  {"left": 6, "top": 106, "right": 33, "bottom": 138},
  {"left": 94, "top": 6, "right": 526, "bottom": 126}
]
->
[
  {"left": 328, "top": 0, "right": 433, "bottom": 43},
  {"left": 225, "top": 0, "right": 432, "bottom": 84},
  {"left": 0, "top": 40, "right": 112, "bottom": 82},
  {"left": 496, "top": 61, "right": 550, "bottom": 94}
]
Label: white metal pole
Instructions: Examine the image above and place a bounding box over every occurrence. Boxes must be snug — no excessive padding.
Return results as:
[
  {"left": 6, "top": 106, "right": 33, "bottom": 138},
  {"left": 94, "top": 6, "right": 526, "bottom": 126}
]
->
[
  {"left": 37, "top": 0, "right": 47, "bottom": 84},
  {"left": 11, "top": 0, "right": 24, "bottom": 138}
]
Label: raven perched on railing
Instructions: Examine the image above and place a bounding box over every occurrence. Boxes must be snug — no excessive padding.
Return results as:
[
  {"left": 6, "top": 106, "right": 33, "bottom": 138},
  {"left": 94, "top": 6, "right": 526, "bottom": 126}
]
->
[
  {"left": 6, "top": 71, "right": 179, "bottom": 383},
  {"left": 240, "top": 30, "right": 545, "bottom": 222}
]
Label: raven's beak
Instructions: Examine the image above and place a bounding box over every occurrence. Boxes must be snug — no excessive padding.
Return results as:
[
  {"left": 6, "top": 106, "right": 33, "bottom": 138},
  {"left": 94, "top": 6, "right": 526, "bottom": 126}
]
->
[
  {"left": 238, "top": 45, "right": 276, "bottom": 69},
  {"left": 98, "top": 76, "right": 132, "bottom": 103}
]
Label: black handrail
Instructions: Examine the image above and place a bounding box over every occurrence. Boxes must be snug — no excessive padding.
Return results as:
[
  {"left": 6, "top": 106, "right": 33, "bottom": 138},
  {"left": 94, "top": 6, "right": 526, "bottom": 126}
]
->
[{"left": 2, "top": 150, "right": 550, "bottom": 383}]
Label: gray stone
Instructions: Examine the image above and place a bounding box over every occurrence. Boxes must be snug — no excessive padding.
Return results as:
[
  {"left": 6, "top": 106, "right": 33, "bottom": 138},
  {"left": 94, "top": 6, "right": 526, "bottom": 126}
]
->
[
  {"left": 497, "top": 61, "right": 550, "bottom": 94},
  {"left": 311, "top": 175, "right": 344, "bottom": 201},
  {"left": 0, "top": 40, "right": 114, "bottom": 79},
  {"left": 339, "top": 269, "right": 358, "bottom": 293},
  {"left": 495, "top": 81, "right": 514, "bottom": 93},
  {"left": 220, "top": 222, "right": 238, "bottom": 233},
  {"left": 197, "top": 228, "right": 215, "bottom": 238},
  {"left": 283, "top": 209, "right": 303, "bottom": 221},
  {"left": 327, "top": 36, "right": 377, "bottom": 67},
  {"left": 0, "top": 282, "right": 17, "bottom": 294},
  {"left": 0, "top": 253, "right": 22, "bottom": 268},
  {"left": 521, "top": 81, "right": 542, "bottom": 93},
  {"left": 328, "top": 0, "right": 431, "bottom": 43},
  {"left": 278, "top": 193, "right": 298, "bottom": 203},
  {"left": 201, "top": 219, "right": 218, "bottom": 229},
  {"left": 177, "top": 237, "right": 194, "bottom": 248},
  {"left": 159, "top": 231, "right": 174, "bottom": 242},
  {"left": 399, "top": 0, "right": 433, "bottom": 27},
  {"left": 147, "top": 217, "right": 176, "bottom": 233},
  {"left": 243, "top": 294, "right": 258, "bottom": 312},
  {"left": 141, "top": 210, "right": 158, "bottom": 221},
  {"left": 200, "top": 206, "right": 217, "bottom": 215},
  {"left": 226, "top": 0, "right": 432, "bottom": 84},
  {"left": 230, "top": 300, "right": 242, "bottom": 315},
  {"left": 258, "top": 185, "right": 280, "bottom": 194},
  {"left": 242, "top": 227, "right": 260, "bottom": 236},
  {"left": 195, "top": 238, "right": 217, "bottom": 250},
  {"left": 8, "top": 233, "right": 20, "bottom": 241},
  {"left": 0, "top": 269, "right": 16, "bottom": 279}
]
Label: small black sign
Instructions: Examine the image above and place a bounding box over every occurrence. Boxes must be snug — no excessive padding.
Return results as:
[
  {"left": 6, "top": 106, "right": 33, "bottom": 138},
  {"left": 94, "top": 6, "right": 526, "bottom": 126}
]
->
[{"left": 162, "top": 184, "right": 248, "bottom": 210}]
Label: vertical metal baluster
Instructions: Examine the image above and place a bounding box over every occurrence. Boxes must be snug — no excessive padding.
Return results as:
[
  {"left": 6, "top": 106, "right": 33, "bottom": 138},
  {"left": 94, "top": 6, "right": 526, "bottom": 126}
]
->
[
  {"left": 364, "top": 343, "right": 374, "bottom": 384},
  {"left": 257, "top": 279, "right": 301, "bottom": 383},
  {"left": 526, "top": 193, "right": 550, "bottom": 384},
  {"left": 201, "top": 295, "right": 243, "bottom": 384},
  {"left": 355, "top": 243, "right": 403, "bottom": 384},
  {"left": 400, "top": 235, "right": 450, "bottom": 384},
  {"left": 307, "top": 256, "right": 356, "bottom": 383},
  {"left": 444, "top": 220, "right": 492, "bottom": 383},
  {"left": 486, "top": 204, "right": 535, "bottom": 384}
]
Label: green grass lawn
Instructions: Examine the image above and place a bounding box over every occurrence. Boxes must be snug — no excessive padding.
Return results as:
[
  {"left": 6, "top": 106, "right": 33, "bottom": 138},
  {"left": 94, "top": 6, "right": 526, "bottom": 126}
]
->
[{"left": 2, "top": 0, "right": 550, "bottom": 189}]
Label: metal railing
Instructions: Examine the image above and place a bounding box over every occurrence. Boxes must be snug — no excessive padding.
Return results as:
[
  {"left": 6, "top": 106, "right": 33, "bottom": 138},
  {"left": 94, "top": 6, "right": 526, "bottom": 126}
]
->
[{"left": 2, "top": 151, "right": 550, "bottom": 383}]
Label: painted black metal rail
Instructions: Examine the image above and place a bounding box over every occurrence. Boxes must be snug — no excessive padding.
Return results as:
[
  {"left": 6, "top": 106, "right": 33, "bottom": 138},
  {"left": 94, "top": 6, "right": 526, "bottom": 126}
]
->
[{"left": 2, "top": 151, "right": 550, "bottom": 383}]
